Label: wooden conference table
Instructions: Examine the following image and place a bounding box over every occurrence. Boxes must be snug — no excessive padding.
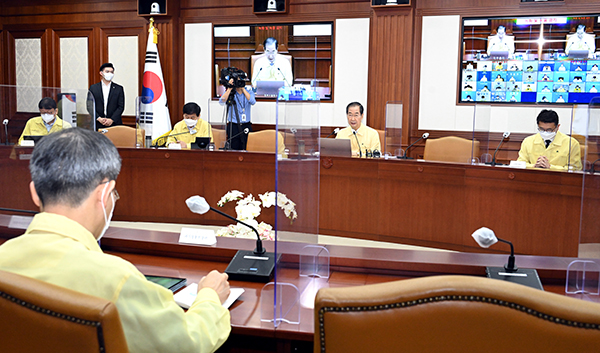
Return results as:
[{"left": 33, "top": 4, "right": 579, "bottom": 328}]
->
[
  {"left": 0, "top": 216, "right": 584, "bottom": 353},
  {"left": 1, "top": 145, "right": 598, "bottom": 257}
]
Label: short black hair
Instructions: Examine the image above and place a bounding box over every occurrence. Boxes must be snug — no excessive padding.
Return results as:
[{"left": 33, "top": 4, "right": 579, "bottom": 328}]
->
[
  {"left": 577, "top": 24, "right": 586, "bottom": 31},
  {"left": 29, "top": 128, "right": 122, "bottom": 208},
  {"left": 38, "top": 97, "right": 57, "bottom": 110},
  {"left": 99, "top": 63, "right": 114, "bottom": 72},
  {"left": 183, "top": 102, "right": 201, "bottom": 116},
  {"left": 536, "top": 109, "right": 559, "bottom": 126},
  {"left": 497, "top": 25, "right": 506, "bottom": 32},
  {"left": 346, "top": 102, "right": 364, "bottom": 115},
  {"left": 264, "top": 37, "right": 279, "bottom": 50}
]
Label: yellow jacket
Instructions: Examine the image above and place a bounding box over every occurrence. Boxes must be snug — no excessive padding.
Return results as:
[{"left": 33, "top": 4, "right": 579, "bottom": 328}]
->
[
  {"left": 18, "top": 116, "right": 72, "bottom": 145},
  {"left": 517, "top": 131, "right": 582, "bottom": 171},
  {"left": 166, "top": 119, "right": 213, "bottom": 149},
  {"left": 336, "top": 124, "right": 381, "bottom": 157},
  {"left": 0, "top": 213, "right": 231, "bottom": 353}
]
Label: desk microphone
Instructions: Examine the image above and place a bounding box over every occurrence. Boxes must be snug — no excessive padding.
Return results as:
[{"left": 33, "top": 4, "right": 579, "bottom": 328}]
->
[
  {"left": 353, "top": 130, "right": 362, "bottom": 158},
  {"left": 325, "top": 128, "right": 340, "bottom": 138},
  {"left": 590, "top": 158, "right": 600, "bottom": 174},
  {"left": 152, "top": 131, "right": 191, "bottom": 148},
  {"left": 3, "top": 119, "right": 8, "bottom": 145},
  {"left": 277, "top": 67, "right": 291, "bottom": 86},
  {"left": 490, "top": 132, "right": 510, "bottom": 166},
  {"left": 472, "top": 227, "right": 517, "bottom": 272},
  {"left": 224, "top": 128, "right": 250, "bottom": 150},
  {"left": 252, "top": 67, "right": 263, "bottom": 83},
  {"left": 399, "top": 132, "right": 429, "bottom": 159},
  {"left": 186, "top": 195, "right": 276, "bottom": 282}
]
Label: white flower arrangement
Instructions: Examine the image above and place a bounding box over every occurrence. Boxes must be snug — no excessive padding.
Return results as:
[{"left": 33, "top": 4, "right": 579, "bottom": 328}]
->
[{"left": 216, "top": 190, "right": 297, "bottom": 240}]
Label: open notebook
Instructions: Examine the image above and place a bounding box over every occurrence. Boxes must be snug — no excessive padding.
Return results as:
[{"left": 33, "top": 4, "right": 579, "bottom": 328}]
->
[{"left": 174, "top": 283, "right": 244, "bottom": 309}]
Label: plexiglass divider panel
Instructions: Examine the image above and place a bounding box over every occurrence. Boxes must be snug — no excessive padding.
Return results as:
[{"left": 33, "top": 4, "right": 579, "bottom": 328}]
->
[
  {"left": 472, "top": 104, "right": 491, "bottom": 164},
  {"left": 260, "top": 87, "right": 323, "bottom": 327},
  {"left": 384, "top": 101, "right": 403, "bottom": 158}
]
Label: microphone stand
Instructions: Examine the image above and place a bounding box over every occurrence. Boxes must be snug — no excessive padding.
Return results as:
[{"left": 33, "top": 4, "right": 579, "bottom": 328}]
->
[
  {"left": 590, "top": 158, "right": 600, "bottom": 174},
  {"left": 496, "top": 237, "right": 517, "bottom": 272},
  {"left": 489, "top": 136, "right": 508, "bottom": 166},
  {"left": 398, "top": 136, "right": 425, "bottom": 159},
  {"left": 207, "top": 206, "right": 277, "bottom": 282},
  {"left": 353, "top": 131, "right": 362, "bottom": 158}
]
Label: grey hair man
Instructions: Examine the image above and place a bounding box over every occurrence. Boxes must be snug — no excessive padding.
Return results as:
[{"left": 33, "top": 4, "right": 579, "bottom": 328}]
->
[{"left": 0, "top": 128, "right": 232, "bottom": 352}]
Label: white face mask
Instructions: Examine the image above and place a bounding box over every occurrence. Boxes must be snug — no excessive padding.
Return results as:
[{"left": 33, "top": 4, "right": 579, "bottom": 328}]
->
[
  {"left": 539, "top": 131, "right": 556, "bottom": 141},
  {"left": 41, "top": 113, "right": 54, "bottom": 123},
  {"left": 184, "top": 119, "right": 197, "bottom": 128},
  {"left": 103, "top": 72, "right": 114, "bottom": 81},
  {"left": 98, "top": 183, "right": 115, "bottom": 241}
]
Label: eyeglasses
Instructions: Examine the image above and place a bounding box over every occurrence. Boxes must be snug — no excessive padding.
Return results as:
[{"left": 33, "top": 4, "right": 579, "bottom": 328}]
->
[
  {"left": 265, "top": 50, "right": 277, "bottom": 55},
  {"left": 347, "top": 113, "right": 362, "bottom": 118},
  {"left": 537, "top": 126, "right": 557, "bottom": 133}
]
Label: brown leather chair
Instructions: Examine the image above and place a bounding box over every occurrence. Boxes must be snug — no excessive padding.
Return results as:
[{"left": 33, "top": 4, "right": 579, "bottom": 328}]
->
[
  {"left": 246, "top": 129, "right": 286, "bottom": 154},
  {"left": 211, "top": 127, "right": 227, "bottom": 149},
  {"left": 315, "top": 275, "right": 600, "bottom": 353},
  {"left": 99, "top": 125, "right": 145, "bottom": 148},
  {"left": 0, "top": 269, "right": 128, "bottom": 352},
  {"left": 423, "top": 136, "right": 479, "bottom": 163}
]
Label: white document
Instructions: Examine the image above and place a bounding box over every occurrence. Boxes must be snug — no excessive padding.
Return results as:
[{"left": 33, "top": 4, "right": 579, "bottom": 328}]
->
[
  {"left": 178, "top": 227, "right": 217, "bottom": 246},
  {"left": 8, "top": 215, "right": 33, "bottom": 229},
  {"left": 174, "top": 283, "right": 244, "bottom": 309}
]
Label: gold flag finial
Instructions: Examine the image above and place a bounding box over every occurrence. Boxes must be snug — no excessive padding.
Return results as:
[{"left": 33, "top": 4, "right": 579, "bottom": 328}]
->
[{"left": 148, "top": 17, "right": 159, "bottom": 44}]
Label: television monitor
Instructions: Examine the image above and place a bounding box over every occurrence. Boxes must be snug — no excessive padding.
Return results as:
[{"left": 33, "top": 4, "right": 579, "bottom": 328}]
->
[
  {"left": 460, "top": 14, "right": 600, "bottom": 105},
  {"left": 213, "top": 22, "right": 333, "bottom": 100}
]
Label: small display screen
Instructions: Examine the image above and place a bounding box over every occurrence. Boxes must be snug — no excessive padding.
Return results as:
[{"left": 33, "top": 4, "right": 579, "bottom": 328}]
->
[{"left": 145, "top": 275, "right": 187, "bottom": 292}]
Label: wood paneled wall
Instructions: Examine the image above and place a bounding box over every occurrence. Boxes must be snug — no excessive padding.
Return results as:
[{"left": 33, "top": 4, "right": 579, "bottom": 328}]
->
[{"left": 3, "top": 0, "right": 600, "bottom": 148}]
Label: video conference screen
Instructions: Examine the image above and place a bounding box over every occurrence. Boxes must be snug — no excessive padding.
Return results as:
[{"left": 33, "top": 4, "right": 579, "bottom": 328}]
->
[
  {"left": 213, "top": 22, "right": 333, "bottom": 100},
  {"left": 459, "top": 14, "right": 600, "bottom": 104}
]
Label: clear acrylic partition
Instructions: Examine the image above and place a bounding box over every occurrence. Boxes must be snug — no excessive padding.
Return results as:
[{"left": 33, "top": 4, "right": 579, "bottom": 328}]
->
[
  {"left": 472, "top": 104, "right": 492, "bottom": 164},
  {"left": 384, "top": 101, "right": 403, "bottom": 158},
  {"left": 574, "top": 97, "right": 600, "bottom": 301},
  {"left": 0, "top": 85, "right": 97, "bottom": 147},
  {"left": 260, "top": 87, "right": 324, "bottom": 327}
]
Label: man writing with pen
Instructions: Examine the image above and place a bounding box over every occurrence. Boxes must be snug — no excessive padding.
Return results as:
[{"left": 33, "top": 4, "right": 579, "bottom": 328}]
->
[{"left": 166, "top": 102, "right": 213, "bottom": 149}]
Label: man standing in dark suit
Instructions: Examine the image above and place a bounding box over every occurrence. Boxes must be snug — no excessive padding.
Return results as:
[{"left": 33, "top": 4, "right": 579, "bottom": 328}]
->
[{"left": 88, "top": 63, "right": 125, "bottom": 127}]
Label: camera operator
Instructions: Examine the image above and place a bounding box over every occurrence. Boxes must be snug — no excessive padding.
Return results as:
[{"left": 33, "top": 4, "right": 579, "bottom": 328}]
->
[{"left": 219, "top": 68, "right": 256, "bottom": 150}]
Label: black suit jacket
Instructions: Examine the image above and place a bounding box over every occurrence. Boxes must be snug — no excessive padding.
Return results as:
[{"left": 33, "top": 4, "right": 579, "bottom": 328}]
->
[{"left": 88, "top": 82, "right": 125, "bottom": 126}]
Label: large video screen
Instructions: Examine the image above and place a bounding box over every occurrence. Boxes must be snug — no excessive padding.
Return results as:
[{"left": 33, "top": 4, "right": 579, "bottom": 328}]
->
[
  {"left": 460, "top": 15, "right": 600, "bottom": 104},
  {"left": 213, "top": 22, "right": 333, "bottom": 100}
]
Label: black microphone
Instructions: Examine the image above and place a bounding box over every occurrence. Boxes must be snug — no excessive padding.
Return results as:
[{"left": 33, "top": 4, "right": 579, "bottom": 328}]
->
[
  {"left": 0, "top": 207, "right": 38, "bottom": 215},
  {"left": 224, "top": 128, "right": 250, "bottom": 150},
  {"left": 398, "top": 132, "right": 429, "bottom": 159},
  {"left": 3, "top": 119, "right": 8, "bottom": 145},
  {"left": 251, "top": 67, "right": 263, "bottom": 85},
  {"left": 277, "top": 67, "right": 292, "bottom": 86},
  {"left": 352, "top": 130, "right": 362, "bottom": 158},
  {"left": 489, "top": 132, "right": 510, "bottom": 166},
  {"left": 186, "top": 196, "right": 276, "bottom": 282},
  {"left": 325, "top": 128, "right": 340, "bottom": 138},
  {"left": 150, "top": 131, "right": 191, "bottom": 148}
]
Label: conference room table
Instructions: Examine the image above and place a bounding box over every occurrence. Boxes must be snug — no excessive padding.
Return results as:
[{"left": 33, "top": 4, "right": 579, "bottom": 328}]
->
[
  {"left": 1, "top": 145, "right": 598, "bottom": 258},
  {"left": 0, "top": 214, "right": 587, "bottom": 353}
]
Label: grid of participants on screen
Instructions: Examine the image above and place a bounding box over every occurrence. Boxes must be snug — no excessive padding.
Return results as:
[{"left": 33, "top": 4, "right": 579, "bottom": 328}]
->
[{"left": 461, "top": 60, "right": 600, "bottom": 103}]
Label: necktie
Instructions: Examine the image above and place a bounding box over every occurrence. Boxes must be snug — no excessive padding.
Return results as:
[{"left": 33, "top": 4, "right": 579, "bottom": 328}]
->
[{"left": 545, "top": 140, "right": 551, "bottom": 148}]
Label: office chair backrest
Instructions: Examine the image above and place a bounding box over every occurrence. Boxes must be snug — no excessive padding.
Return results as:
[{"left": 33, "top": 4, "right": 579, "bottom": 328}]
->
[
  {"left": 0, "top": 269, "right": 128, "bottom": 353},
  {"left": 315, "top": 275, "right": 600, "bottom": 353},
  {"left": 99, "top": 125, "right": 145, "bottom": 148},
  {"left": 423, "top": 136, "right": 479, "bottom": 163},
  {"left": 211, "top": 127, "right": 227, "bottom": 149},
  {"left": 246, "top": 129, "right": 286, "bottom": 154}
]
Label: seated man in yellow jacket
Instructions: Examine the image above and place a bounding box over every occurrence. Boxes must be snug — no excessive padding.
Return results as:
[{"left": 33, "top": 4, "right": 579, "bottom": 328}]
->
[
  {"left": 517, "top": 109, "right": 582, "bottom": 171},
  {"left": 166, "top": 102, "right": 213, "bottom": 149},
  {"left": 336, "top": 102, "right": 381, "bottom": 157},
  {"left": 18, "top": 97, "right": 72, "bottom": 145}
]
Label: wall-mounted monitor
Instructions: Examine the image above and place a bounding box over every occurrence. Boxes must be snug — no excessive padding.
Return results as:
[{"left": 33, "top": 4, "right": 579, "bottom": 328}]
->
[
  {"left": 213, "top": 22, "right": 333, "bottom": 100},
  {"left": 459, "top": 14, "right": 600, "bottom": 104}
]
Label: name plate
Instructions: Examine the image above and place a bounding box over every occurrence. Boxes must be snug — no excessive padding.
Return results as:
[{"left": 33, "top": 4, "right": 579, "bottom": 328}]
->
[{"left": 178, "top": 227, "right": 217, "bottom": 246}]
